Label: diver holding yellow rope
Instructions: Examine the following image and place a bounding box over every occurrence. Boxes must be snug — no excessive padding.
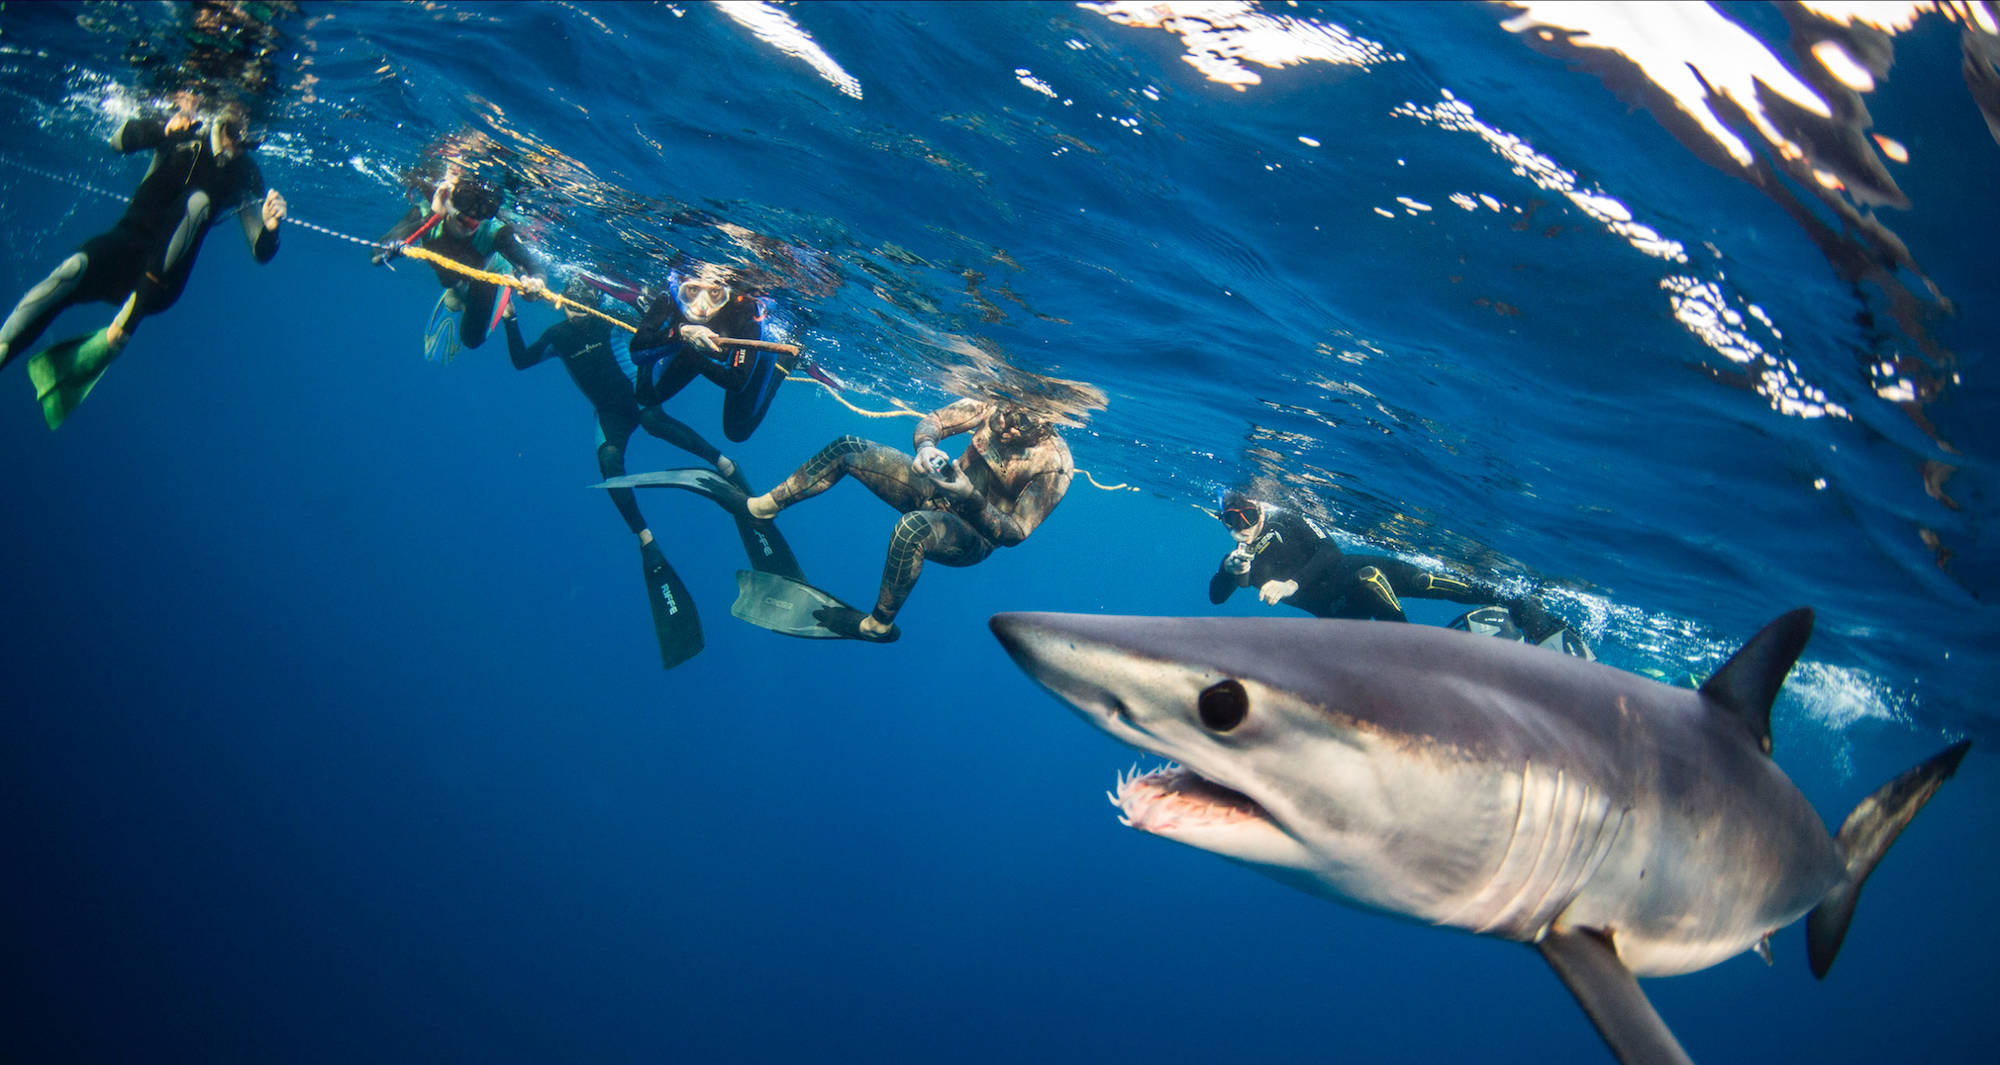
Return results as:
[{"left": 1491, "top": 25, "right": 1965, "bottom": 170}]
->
[{"left": 372, "top": 167, "right": 548, "bottom": 352}]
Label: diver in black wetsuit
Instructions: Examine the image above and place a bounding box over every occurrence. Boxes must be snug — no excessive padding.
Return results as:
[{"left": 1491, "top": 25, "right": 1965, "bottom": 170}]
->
[
  {"left": 0, "top": 98, "right": 285, "bottom": 372},
  {"left": 629, "top": 267, "right": 783, "bottom": 443},
  {"left": 1209, "top": 491, "right": 1586, "bottom": 654},
  {"left": 742, "top": 399, "right": 1073, "bottom": 641},
  {"left": 501, "top": 277, "right": 746, "bottom": 558},
  {"left": 373, "top": 167, "right": 546, "bottom": 349}
]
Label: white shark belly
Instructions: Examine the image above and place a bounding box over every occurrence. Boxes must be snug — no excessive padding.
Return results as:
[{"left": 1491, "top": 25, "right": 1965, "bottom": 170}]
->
[{"left": 1553, "top": 759, "right": 1847, "bottom": 976}]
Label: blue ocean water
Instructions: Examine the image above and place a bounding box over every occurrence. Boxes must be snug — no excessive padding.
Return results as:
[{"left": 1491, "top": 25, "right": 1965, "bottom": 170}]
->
[{"left": 0, "top": 2, "right": 1993, "bottom": 1062}]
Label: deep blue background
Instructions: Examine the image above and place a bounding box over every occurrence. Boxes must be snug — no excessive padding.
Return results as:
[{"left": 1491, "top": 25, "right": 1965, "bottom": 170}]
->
[{"left": 2, "top": 3, "right": 1993, "bottom": 1062}]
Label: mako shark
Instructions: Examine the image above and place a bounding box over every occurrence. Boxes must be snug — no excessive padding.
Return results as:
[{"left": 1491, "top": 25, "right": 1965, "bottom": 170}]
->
[{"left": 989, "top": 608, "right": 1969, "bottom": 1065}]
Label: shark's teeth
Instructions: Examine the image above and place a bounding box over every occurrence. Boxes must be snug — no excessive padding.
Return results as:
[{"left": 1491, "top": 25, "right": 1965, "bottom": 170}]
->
[{"left": 1110, "top": 760, "right": 1266, "bottom": 834}]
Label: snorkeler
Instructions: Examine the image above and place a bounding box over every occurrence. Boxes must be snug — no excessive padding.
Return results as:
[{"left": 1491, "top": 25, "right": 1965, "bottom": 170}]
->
[
  {"left": 373, "top": 165, "right": 546, "bottom": 349},
  {"left": 628, "top": 265, "right": 785, "bottom": 443},
  {"left": 501, "top": 277, "right": 798, "bottom": 667},
  {"left": 733, "top": 399, "right": 1074, "bottom": 642},
  {"left": 0, "top": 95, "right": 285, "bottom": 426},
  {"left": 1210, "top": 490, "right": 1589, "bottom": 655}
]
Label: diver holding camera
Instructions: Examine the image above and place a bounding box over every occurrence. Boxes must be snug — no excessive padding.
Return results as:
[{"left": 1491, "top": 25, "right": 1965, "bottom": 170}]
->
[{"left": 731, "top": 398, "right": 1075, "bottom": 642}]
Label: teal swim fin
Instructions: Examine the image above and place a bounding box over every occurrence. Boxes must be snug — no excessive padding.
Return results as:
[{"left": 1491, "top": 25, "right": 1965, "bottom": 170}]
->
[
  {"left": 424, "top": 291, "right": 461, "bottom": 364},
  {"left": 642, "top": 540, "right": 703, "bottom": 669},
  {"left": 730, "top": 570, "right": 898, "bottom": 642},
  {"left": 25, "top": 328, "right": 121, "bottom": 430},
  {"left": 596, "top": 468, "right": 806, "bottom": 581}
]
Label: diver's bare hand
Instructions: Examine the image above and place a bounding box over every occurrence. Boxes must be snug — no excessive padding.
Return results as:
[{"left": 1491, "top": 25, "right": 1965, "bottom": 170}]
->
[
  {"left": 912, "top": 445, "right": 952, "bottom": 477},
  {"left": 934, "top": 467, "right": 978, "bottom": 499},
  {"left": 1258, "top": 579, "right": 1299, "bottom": 605},
  {"left": 680, "top": 324, "right": 722, "bottom": 352},
  {"left": 518, "top": 275, "right": 547, "bottom": 302},
  {"left": 262, "top": 189, "right": 286, "bottom": 229}
]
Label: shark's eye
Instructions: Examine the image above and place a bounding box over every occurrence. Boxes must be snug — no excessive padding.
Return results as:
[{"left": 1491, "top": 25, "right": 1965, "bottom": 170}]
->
[{"left": 1198, "top": 679, "right": 1248, "bottom": 732}]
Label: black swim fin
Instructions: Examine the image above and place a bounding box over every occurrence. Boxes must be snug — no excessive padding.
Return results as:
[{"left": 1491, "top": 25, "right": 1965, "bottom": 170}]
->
[
  {"left": 597, "top": 468, "right": 807, "bottom": 581},
  {"left": 641, "top": 540, "right": 703, "bottom": 669},
  {"left": 732, "top": 514, "right": 806, "bottom": 582}
]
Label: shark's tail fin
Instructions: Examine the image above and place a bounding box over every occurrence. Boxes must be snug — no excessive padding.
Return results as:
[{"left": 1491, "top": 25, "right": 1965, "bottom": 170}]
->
[{"left": 1806, "top": 739, "right": 1971, "bottom": 978}]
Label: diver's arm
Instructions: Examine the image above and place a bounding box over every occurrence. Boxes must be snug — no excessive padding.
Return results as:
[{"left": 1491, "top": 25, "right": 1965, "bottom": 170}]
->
[
  {"left": 374, "top": 206, "right": 429, "bottom": 261},
  {"left": 109, "top": 114, "right": 172, "bottom": 155},
  {"left": 503, "top": 316, "right": 559, "bottom": 371},
  {"left": 235, "top": 163, "right": 281, "bottom": 263},
  {"left": 914, "top": 398, "right": 992, "bottom": 450},
  {"left": 1209, "top": 566, "right": 1243, "bottom": 604},
  {"left": 493, "top": 226, "right": 546, "bottom": 282}
]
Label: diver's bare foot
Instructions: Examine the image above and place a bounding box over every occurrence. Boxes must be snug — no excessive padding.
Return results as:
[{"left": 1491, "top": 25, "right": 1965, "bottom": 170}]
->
[
  {"left": 746, "top": 493, "right": 779, "bottom": 520},
  {"left": 859, "top": 615, "right": 892, "bottom": 639}
]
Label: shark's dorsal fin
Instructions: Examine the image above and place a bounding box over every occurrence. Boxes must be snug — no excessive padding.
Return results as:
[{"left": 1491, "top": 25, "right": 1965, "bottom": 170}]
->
[{"left": 1699, "top": 608, "right": 1813, "bottom": 756}]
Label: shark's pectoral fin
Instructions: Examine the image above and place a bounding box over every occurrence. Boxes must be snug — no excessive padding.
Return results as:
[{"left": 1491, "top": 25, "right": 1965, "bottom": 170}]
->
[{"left": 1537, "top": 928, "right": 1694, "bottom": 1065}]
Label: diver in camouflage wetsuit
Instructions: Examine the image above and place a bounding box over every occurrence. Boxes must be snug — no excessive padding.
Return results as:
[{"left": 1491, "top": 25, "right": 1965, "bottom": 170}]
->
[{"left": 745, "top": 398, "right": 1073, "bottom": 641}]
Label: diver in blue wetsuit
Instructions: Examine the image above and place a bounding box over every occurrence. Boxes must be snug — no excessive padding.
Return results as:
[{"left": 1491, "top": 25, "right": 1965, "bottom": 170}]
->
[
  {"left": 628, "top": 267, "right": 784, "bottom": 443},
  {"left": 502, "top": 277, "right": 746, "bottom": 547},
  {"left": 499, "top": 277, "right": 761, "bottom": 670}
]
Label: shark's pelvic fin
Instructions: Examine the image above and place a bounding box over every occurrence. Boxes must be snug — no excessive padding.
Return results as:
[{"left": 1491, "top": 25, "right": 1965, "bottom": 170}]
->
[
  {"left": 1538, "top": 928, "right": 1694, "bottom": 1065},
  {"left": 1698, "top": 607, "right": 1813, "bottom": 755},
  {"left": 1806, "top": 738, "right": 1972, "bottom": 978}
]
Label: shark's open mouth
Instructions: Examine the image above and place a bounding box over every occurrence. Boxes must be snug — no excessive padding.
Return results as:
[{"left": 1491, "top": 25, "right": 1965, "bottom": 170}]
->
[{"left": 1111, "top": 764, "right": 1270, "bottom": 833}]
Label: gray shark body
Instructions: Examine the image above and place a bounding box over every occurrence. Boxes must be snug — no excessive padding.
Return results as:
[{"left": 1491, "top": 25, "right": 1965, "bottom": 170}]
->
[{"left": 989, "top": 609, "right": 1968, "bottom": 1064}]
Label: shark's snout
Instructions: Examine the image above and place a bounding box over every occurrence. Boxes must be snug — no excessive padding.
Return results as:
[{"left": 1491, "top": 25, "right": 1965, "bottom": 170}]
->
[
  {"left": 990, "top": 612, "right": 1128, "bottom": 722},
  {"left": 987, "top": 612, "right": 1042, "bottom": 668}
]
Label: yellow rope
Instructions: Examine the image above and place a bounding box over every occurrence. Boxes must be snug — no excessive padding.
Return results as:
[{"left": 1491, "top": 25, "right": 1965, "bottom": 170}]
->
[
  {"left": 1078, "top": 469, "right": 1136, "bottom": 492},
  {"left": 397, "top": 244, "right": 1132, "bottom": 485},
  {"left": 400, "top": 245, "right": 641, "bottom": 336}
]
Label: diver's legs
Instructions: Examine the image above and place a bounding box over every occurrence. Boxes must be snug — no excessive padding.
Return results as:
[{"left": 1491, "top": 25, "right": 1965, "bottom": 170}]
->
[
  {"left": 635, "top": 404, "right": 722, "bottom": 466},
  {"left": 750, "top": 435, "right": 930, "bottom": 518},
  {"left": 0, "top": 252, "right": 92, "bottom": 372},
  {"left": 154, "top": 191, "right": 211, "bottom": 297},
  {"left": 459, "top": 281, "right": 498, "bottom": 348},
  {"left": 596, "top": 412, "right": 649, "bottom": 537},
  {"left": 1351, "top": 566, "right": 1410, "bottom": 623},
  {"left": 870, "top": 510, "right": 994, "bottom": 625},
  {"left": 646, "top": 348, "right": 704, "bottom": 403}
]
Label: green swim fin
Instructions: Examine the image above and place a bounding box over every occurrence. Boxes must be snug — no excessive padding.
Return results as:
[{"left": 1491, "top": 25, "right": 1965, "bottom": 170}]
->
[
  {"left": 729, "top": 570, "right": 898, "bottom": 642},
  {"left": 642, "top": 540, "right": 703, "bottom": 669},
  {"left": 25, "top": 329, "right": 121, "bottom": 430},
  {"left": 596, "top": 468, "right": 807, "bottom": 581}
]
